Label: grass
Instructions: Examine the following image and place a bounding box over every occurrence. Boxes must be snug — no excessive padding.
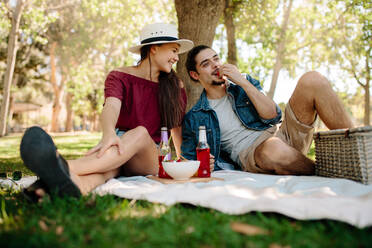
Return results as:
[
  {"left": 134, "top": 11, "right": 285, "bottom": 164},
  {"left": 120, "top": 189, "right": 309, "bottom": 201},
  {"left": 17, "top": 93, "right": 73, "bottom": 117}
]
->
[{"left": 0, "top": 133, "right": 371, "bottom": 247}]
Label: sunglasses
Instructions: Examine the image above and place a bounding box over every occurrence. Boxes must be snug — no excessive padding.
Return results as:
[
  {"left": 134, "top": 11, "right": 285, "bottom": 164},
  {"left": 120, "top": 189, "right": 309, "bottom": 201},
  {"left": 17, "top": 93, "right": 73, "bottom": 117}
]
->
[{"left": 0, "top": 171, "right": 22, "bottom": 181}]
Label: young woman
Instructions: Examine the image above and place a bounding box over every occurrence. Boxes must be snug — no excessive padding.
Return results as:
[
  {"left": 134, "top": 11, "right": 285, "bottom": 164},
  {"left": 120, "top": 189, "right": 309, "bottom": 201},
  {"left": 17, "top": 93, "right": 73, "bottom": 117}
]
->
[{"left": 20, "top": 23, "right": 194, "bottom": 197}]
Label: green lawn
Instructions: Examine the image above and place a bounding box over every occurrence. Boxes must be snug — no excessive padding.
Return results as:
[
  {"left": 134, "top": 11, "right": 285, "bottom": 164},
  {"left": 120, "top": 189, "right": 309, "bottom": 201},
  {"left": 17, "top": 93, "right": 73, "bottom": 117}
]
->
[{"left": 0, "top": 133, "right": 371, "bottom": 248}]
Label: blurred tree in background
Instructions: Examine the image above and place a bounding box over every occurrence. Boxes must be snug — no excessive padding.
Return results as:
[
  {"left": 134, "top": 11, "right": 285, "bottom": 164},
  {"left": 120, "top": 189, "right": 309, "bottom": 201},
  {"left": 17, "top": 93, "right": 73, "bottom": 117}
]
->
[
  {"left": 324, "top": 0, "right": 371, "bottom": 125},
  {"left": 216, "top": 0, "right": 370, "bottom": 126}
]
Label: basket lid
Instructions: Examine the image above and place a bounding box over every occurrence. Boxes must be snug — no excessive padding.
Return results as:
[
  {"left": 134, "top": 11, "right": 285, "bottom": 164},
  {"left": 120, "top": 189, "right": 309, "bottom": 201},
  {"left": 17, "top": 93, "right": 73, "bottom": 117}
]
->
[{"left": 313, "top": 125, "right": 372, "bottom": 138}]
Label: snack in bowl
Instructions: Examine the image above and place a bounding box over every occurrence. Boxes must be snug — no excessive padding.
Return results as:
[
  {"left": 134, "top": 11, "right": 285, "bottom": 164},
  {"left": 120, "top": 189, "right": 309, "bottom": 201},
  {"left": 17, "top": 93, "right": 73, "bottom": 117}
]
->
[{"left": 162, "top": 160, "right": 200, "bottom": 180}]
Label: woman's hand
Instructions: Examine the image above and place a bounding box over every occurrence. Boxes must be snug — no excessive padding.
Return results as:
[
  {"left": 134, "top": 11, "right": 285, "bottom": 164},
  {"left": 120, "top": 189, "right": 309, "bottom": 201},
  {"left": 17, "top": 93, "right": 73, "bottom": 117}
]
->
[
  {"left": 86, "top": 132, "right": 123, "bottom": 158},
  {"left": 210, "top": 154, "right": 215, "bottom": 172}
]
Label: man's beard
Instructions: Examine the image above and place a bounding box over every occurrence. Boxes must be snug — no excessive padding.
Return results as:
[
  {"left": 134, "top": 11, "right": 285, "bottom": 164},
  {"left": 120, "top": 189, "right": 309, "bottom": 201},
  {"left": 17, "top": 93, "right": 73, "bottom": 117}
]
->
[{"left": 211, "top": 80, "right": 225, "bottom": 86}]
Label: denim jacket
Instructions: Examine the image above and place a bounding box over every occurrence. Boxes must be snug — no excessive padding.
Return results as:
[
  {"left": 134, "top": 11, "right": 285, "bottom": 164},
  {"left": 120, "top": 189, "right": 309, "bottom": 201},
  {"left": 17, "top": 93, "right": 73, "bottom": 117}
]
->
[{"left": 181, "top": 74, "right": 282, "bottom": 170}]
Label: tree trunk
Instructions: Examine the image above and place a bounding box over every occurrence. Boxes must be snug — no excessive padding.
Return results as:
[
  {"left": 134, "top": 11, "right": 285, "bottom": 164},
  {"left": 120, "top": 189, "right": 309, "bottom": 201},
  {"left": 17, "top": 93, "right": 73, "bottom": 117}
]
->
[
  {"left": 224, "top": 0, "right": 237, "bottom": 66},
  {"left": 175, "top": 0, "right": 225, "bottom": 110},
  {"left": 267, "top": 0, "right": 293, "bottom": 99},
  {"left": 82, "top": 114, "right": 87, "bottom": 131},
  {"left": 50, "top": 41, "right": 64, "bottom": 132},
  {"left": 65, "top": 92, "right": 73, "bottom": 132},
  {"left": 92, "top": 113, "right": 99, "bottom": 131},
  {"left": 8, "top": 95, "right": 15, "bottom": 130},
  {"left": 0, "top": 0, "right": 25, "bottom": 136}
]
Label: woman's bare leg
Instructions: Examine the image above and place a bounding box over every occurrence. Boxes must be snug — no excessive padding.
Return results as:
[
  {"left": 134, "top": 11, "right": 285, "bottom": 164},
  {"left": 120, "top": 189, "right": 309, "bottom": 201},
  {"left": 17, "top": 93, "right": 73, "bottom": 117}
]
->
[
  {"left": 34, "top": 126, "right": 158, "bottom": 197},
  {"left": 72, "top": 168, "right": 120, "bottom": 195},
  {"left": 36, "top": 168, "right": 120, "bottom": 197},
  {"left": 68, "top": 126, "right": 158, "bottom": 176}
]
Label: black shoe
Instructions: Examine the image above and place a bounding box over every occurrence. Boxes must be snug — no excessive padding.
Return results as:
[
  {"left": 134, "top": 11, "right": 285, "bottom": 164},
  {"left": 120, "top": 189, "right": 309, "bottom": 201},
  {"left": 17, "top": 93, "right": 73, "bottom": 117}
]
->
[{"left": 20, "top": 126, "right": 81, "bottom": 198}]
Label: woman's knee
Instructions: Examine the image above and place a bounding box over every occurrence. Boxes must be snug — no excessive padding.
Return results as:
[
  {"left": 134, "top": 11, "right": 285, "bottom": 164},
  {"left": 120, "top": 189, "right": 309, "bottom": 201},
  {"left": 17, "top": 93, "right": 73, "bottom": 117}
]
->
[
  {"left": 128, "top": 126, "right": 154, "bottom": 149},
  {"left": 122, "top": 126, "right": 152, "bottom": 144}
]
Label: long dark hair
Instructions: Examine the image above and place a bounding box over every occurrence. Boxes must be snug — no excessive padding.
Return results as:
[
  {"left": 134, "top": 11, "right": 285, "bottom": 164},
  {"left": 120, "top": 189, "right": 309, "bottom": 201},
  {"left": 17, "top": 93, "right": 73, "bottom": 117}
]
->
[{"left": 140, "top": 45, "right": 186, "bottom": 129}]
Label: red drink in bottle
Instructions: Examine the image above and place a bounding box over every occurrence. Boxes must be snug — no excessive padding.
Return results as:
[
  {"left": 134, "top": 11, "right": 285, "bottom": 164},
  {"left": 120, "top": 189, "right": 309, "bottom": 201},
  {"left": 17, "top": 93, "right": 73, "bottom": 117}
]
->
[
  {"left": 158, "top": 155, "right": 171, "bottom": 178},
  {"left": 196, "top": 126, "right": 210, "bottom": 177},
  {"left": 197, "top": 148, "right": 210, "bottom": 177}
]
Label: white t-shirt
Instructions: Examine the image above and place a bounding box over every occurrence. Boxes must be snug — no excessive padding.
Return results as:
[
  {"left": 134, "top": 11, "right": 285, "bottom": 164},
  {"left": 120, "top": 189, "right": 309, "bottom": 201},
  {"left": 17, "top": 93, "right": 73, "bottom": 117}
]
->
[{"left": 208, "top": 95, "right": 263, "bottom": 164}]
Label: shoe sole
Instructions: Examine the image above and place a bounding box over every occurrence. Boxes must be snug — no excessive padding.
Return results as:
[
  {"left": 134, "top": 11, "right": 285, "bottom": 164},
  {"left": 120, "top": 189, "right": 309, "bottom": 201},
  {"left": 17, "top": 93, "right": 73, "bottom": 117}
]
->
[{"left": 20, "top": 126, "right": 81, "bottom": 197}]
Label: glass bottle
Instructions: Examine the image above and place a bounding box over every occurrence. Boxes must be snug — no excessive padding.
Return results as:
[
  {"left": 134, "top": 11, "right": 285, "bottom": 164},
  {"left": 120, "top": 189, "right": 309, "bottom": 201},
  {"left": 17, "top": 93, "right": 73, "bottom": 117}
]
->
[
  {"left": 196, "top": 126, "right": 211, "bottom": 177},
  {"left": 158, "top": 127, "right": 172, "bottom": 178}
]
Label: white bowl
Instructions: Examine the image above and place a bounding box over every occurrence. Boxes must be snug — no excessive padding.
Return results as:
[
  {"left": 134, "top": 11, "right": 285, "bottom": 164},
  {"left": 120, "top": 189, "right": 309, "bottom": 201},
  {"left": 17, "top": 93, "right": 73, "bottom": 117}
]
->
[{"left": 162, "top": 160, "right": 200, "bottom": 180}]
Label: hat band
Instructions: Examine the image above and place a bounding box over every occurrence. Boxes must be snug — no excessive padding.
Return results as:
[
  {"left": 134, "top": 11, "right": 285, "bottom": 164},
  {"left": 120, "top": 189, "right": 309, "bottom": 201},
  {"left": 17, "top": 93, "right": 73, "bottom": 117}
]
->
[{"left": 141, "top": 36, "right": 178, "bottom": 44}]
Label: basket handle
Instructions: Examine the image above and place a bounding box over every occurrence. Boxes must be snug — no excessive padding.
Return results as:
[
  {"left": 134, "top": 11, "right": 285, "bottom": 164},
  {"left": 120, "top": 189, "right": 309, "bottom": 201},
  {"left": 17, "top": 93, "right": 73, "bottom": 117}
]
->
[{"left": 344, "top": 129, "right": 350, "bottom": 138}]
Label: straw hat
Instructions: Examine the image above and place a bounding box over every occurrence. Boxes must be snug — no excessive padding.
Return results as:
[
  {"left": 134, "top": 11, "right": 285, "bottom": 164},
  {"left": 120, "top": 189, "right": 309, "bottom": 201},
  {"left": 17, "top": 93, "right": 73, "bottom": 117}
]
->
[{"left": 128, "top": 23, "right": 194, "bottom": 54}]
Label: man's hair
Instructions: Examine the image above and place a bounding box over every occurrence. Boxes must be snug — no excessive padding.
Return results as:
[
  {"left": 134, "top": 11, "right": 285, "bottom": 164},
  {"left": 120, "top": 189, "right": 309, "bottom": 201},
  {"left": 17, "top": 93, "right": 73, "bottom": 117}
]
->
[{"left": 185, "top": 45, "right": 211, "bottom": 82}]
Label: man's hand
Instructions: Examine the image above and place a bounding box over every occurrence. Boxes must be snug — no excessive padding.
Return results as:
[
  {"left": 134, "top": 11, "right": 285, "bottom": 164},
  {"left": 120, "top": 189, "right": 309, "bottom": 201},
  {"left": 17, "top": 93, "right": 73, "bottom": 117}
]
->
[
  {"left": 220, "top": 64, "right": 278, "bottom": 120},
  {"left": 210, "top": 154, "right": 215, "bottom": 172},
  {"left": 86, "top": 132, "right": 123, "bottom": 158},
  {"left": 219, "top": 64, "right": 247, "bottom": 87}
]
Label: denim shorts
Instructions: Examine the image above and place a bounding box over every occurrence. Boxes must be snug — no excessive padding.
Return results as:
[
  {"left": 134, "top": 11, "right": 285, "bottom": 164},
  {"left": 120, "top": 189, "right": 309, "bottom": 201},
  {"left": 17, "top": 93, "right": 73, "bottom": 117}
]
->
[{"left": 115, "top": 129, "right": 126, "bottom": 137}]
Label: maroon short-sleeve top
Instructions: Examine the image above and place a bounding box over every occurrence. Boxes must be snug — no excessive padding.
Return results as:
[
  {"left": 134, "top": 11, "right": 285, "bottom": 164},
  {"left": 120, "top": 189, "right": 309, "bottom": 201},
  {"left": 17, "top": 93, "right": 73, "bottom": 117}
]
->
[{"left": 104, "top": 70, "right": 187, "bottom": 143}]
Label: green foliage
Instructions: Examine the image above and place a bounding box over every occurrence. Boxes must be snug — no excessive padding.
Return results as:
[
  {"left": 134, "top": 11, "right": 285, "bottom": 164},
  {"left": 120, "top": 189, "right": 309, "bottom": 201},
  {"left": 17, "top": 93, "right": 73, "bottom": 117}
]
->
[
  {"left": 50, "top": 0, "right": 177, "bottom": 122},
  {"left": 0, "top": 0, "right": 56, "bottom": 108},
  {"left": 217, "top": 0, "right": 369, "bottom": 124},
  {"left": 230, "top": 0, "right": 337, "bottom": 80},
  {"left": 0, "top": 2, "right": 11, "bottom": 39},
  {"left": 22, "top": 0, "right": 58, "bottom": 44},
  {"left": 1, "top": 0, "right": 177, "bottom": 128},
  {"left": 324, "top": 0, "right": 371, "bottom": 79},
  {"left": 1, "top": 0, "right": 369, "bottom": 127}
]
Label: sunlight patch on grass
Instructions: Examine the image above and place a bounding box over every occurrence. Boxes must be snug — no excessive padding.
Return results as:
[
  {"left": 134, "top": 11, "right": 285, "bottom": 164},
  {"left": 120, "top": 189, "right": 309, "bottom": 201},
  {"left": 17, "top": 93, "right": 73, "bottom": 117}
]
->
[
  {"left": 108, "top": 200, "right": 169, "bottom": 220},
  {"left": 0, "top": 137, "right": 21, "bottom": 159},
  {"left": 0, "top": 132, "right": 101, "bottom": 175}
]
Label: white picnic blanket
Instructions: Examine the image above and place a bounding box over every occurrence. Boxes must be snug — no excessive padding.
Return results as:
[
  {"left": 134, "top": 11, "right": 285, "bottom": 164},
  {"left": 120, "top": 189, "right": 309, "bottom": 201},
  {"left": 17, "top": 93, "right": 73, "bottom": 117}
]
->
[
  {"left": 2, "top": 171, "right": 372, "bottom": 228},
  {"left": 94, "top": 170, "right": 372, "bottom": 228}
]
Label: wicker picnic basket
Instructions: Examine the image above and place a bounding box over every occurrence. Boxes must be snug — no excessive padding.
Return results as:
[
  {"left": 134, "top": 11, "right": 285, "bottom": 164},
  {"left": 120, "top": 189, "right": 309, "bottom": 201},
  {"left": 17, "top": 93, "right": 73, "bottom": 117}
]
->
[{"left": 313, "top": 126, "right": 372, "bottom": 184}]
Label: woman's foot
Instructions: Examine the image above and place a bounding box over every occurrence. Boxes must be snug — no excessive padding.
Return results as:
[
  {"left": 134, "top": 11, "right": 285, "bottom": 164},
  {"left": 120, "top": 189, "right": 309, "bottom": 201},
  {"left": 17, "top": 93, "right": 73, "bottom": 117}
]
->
[
  {"left": 20, "top": 126, "right": 81, "bottom": 197},
  {"left": 22, "top": 179, "right": 48, "bottom": 203}
]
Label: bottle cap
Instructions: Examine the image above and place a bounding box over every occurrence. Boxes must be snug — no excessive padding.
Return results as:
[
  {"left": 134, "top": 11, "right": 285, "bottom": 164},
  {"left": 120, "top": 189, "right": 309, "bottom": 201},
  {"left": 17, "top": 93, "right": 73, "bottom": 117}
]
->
[
  {"left": 161, "top": 127, "right": 167, "bottom": 131},
  {"left": 199, "top": 126, "right": 206, "bottom": 130}
]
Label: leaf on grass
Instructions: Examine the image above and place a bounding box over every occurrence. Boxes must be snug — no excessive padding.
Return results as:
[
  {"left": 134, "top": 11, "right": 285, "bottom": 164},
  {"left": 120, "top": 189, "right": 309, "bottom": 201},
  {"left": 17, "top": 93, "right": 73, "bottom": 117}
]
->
[
  {"left": 129, "top": 199, "right": 137, "bottom": 208},
  {"left": 185, "top": 226, "right": 195, "bottom": 234},
  {"left": 230, "top": 222, "right": 269, "bottom": 236},
  {"left": 38, "top": 220, "right": 48, "bottom": 231},
  {"left": 85, "top": 197, "right": 96, "bottom": 208},
  {"left": 290, "top": 221, "right": 301, "bottom": 230},
  {"left": 56, "top": 226, "right": 64, "bottom": 235},
  {"left": 269, "top": 243, "right": 291, "bottom": 248}
]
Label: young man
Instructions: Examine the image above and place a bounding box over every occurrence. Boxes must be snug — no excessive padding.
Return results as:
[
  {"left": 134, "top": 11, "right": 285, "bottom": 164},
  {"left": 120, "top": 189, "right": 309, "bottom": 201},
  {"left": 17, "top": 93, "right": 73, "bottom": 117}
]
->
[{"left": 181, "top": 45, "right": 354, "bottom": 175}]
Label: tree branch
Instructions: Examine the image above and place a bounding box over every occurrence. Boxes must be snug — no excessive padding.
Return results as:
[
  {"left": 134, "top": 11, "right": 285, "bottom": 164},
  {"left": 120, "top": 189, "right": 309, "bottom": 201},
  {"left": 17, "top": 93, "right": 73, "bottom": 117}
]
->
[
  {"left": 3, "top": 0, "right": 10, "bottom": 12},
  {"left": 45, "top": 2, "right": 76, "bottom": 13},
  {"left": 353, "top": 70, "right": 364, "bottom": 87}
]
